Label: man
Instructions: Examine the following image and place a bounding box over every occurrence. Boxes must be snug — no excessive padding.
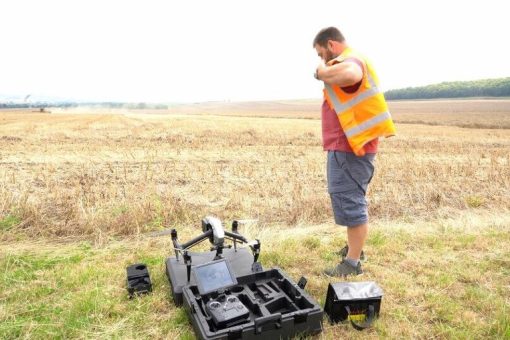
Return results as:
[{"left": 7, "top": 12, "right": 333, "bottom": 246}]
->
[{"left": 313, "top": 27, "right": 395, "bottom": 277}]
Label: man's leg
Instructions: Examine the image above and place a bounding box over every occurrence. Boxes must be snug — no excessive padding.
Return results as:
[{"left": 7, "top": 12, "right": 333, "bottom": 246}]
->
[
  {"left": 324, "top": 151, "right": 373, "bottom": 277},
  {"left": 324, "top": 221, "right": 367, "bottom": 277},
  {"left": 346, "top": 222, "right": 368, "bottom": 260}
]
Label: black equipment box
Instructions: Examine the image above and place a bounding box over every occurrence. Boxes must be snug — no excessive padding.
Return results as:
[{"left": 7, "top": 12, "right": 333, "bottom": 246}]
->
[
  {"left": 324, "top": 281, "right": 383, "bottom": 330},
  {"left": 166, "top": 248, "right": 255, "bottom": 306},
  {"left": 126, "top": 263, "right": 152, "bottom": 298},
  {"left": 182, "top": 268, "right": 323, "bottom": 340}
]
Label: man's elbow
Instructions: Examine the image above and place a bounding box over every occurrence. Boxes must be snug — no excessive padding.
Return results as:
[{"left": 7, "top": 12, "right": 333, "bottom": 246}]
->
[{"left": 342, "top": 68, "right": 363, "bottom": 86}]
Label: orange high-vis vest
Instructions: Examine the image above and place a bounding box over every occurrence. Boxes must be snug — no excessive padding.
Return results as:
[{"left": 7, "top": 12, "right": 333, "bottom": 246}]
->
[{"left": 323, "top": 47, "right": 396, "bottom": 156}]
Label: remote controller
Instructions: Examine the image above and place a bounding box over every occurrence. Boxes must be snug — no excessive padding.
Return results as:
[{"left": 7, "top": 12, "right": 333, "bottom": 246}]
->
[{"left": 206, "top": 295, "right": 249, "bottom": 327}]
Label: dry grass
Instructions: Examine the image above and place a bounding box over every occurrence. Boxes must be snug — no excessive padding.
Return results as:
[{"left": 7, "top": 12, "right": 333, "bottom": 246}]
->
[
  {"left": 1, "top": 101, "right": 509, "bottom": 240},
  {"left": 1, "top": 99, "right": 509, "bottom": 339}
]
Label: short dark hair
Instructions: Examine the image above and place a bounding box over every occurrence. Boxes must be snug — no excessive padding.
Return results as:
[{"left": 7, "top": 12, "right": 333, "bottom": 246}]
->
[{"left": 313, "top": 27, "right": 345, "bottom": 47}]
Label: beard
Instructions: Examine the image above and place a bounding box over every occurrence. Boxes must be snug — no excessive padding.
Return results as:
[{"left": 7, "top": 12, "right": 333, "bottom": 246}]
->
[{"left": 325, "top": 49, "right": 338, "bottom": 62}]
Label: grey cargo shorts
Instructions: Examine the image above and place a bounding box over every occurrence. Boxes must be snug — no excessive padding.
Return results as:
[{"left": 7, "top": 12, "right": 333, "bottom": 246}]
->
[{"left": 327, "top": 151, "right": 375, "bottom": 227}]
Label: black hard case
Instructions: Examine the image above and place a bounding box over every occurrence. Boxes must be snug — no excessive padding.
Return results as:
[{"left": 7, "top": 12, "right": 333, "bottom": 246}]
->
[{"left": 182, "top": 268, "right": 323, "bottom": 340}]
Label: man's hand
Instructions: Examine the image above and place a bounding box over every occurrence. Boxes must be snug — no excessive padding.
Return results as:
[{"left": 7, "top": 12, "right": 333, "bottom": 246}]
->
[{"left": 315, "top": 61, "right": 326, "bottom": 80}]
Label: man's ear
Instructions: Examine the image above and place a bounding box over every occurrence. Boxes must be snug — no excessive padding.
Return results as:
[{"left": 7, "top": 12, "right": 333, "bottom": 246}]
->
[{"left": 327, "top": 40, "right": 334, "bottom": 51}]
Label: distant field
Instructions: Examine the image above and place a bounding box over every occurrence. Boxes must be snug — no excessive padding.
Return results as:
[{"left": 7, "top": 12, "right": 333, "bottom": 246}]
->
[
  {"left": 1, "top": 100, "right": 509, "bottom": 338},
  {"left": 44, "top": 98, "right": 510, "bottom": 129}
]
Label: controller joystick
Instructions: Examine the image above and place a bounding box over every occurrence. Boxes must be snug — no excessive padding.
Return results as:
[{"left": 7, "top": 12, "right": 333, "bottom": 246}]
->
[{"left": 206, "top": 295, "right": 249, "bottom": 327}]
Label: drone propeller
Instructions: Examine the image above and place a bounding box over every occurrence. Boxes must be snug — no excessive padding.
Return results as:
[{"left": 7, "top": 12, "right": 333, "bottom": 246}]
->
[
  {"left": 146, "top": 229, "right": 175, "bottom": 238},
  {"left": 235, "top": 219, "right": 259, "bottom": 224}
]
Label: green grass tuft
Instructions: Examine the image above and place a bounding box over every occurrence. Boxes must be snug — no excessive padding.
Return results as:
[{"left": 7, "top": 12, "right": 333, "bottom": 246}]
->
[
  {"left": 466, "top": 195, "right": 485, "bottom": 208},
  {"left": 0, "top": 215, "right": 21, "bottom": 231}
]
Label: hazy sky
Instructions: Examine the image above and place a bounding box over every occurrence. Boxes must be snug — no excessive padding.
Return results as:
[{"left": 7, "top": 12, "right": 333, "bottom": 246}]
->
[{"left": 1, "top": 0, "right": 509, "bottom": 103}]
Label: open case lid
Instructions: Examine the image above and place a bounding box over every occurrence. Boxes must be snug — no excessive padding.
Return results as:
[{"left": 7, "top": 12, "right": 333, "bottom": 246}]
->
[
  {"left": 329, "top": 281, "right": 383, "bottom": 300},
  {"left": 191, "top": 259, "right": 238, "bottom": 295}
]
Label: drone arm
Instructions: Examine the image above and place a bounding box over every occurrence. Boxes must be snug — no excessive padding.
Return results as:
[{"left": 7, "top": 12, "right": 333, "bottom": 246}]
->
[
  {"left": 181, "top": 229, "right": 213, "bottom": 249},
  {"left": 224, "top": 231, "right": 248, "bottom": 243}
]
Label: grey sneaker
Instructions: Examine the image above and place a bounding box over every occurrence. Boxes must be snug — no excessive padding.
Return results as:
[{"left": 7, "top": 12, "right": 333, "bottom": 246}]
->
[
  {"left": 324, "top": 260, "right": 363, "bottom": 277},
  {"left": 336, "top": 245, "right": 366, "bottom": 262}
]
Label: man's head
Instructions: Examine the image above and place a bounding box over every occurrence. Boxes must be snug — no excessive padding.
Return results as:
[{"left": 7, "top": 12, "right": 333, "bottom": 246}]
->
[{"left": 313, "top": 27, "right": 346, "bottom": 62}]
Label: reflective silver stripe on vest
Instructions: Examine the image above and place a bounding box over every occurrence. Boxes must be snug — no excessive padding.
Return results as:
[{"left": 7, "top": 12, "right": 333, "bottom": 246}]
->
[
  {"left": 324, "top": 74, "right": 380, "bottom": 113},
  {"left": 324, "top": 84, "right": 344, "bottom": 113},
  {"left": 344, "top": 111, "right": 392, "bottom": 138},
  {"left": 367, "top": 73, "right": 377, "bottom": 88}
]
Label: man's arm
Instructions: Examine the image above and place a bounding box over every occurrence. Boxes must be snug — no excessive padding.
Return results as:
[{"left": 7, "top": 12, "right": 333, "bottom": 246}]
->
[{"left": 316, "top": 60, "right": 363, "bottom": 87}]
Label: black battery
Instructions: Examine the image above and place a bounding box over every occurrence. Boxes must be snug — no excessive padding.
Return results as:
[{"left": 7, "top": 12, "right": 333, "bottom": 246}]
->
[{"left": 126, "top": 263, "right": 152, "bottom": 298}]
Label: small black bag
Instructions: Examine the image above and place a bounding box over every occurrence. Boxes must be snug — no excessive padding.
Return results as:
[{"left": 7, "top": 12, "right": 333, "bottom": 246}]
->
[{"left": 324, "top": 281, "right": 383, "bottom": 330}]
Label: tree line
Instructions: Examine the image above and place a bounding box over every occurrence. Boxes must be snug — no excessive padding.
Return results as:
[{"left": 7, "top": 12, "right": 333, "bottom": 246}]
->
[{"left": 384, "top": 77, "right": 510, "bottom": 100}]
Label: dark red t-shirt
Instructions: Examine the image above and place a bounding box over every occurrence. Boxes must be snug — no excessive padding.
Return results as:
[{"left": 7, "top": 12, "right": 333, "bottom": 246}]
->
[{"left": 321, "top": 58, "right": 378, "bottom": 153}]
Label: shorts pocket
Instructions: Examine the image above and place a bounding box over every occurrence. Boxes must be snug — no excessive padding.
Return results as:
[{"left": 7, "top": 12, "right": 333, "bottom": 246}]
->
[
  {"left": 345, "top": 153, "right": 375, "bottom": 194},
  {"left": 327, "top": 152, "right": 357, "bottom": 193}
]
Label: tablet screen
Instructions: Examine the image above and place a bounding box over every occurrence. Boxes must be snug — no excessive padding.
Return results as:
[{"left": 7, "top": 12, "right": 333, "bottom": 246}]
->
[{"left": 192, "top": 259, "right": 237, "bottom": 294}]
